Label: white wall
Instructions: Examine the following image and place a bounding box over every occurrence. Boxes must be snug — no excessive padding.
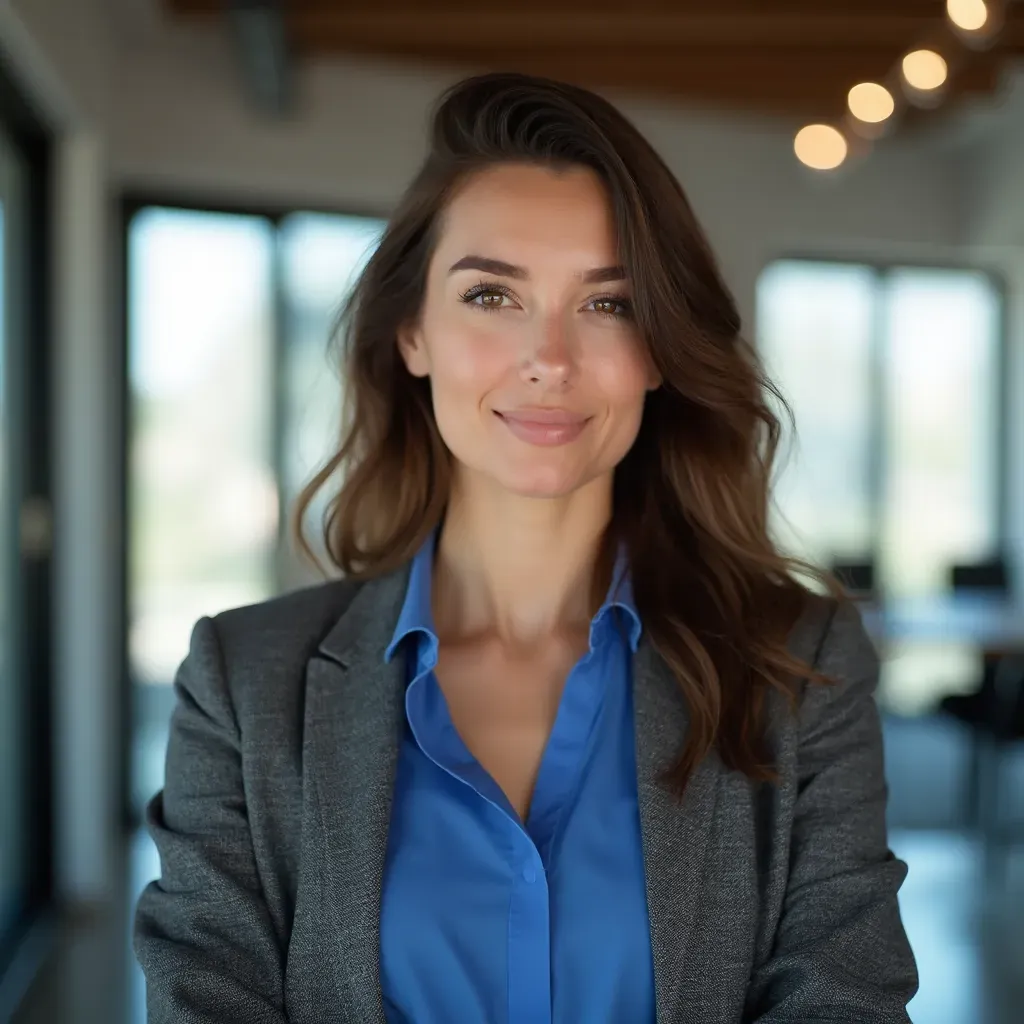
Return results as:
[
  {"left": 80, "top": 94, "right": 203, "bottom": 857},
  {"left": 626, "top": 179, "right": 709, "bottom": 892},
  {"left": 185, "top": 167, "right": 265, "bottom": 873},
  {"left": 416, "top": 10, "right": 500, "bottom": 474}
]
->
[
  {"left": 0, "top": 0, "right": 1015, "bottom": 903},
  {"left": 959, "top": 68, "right": 1024, "bottom": 249}
]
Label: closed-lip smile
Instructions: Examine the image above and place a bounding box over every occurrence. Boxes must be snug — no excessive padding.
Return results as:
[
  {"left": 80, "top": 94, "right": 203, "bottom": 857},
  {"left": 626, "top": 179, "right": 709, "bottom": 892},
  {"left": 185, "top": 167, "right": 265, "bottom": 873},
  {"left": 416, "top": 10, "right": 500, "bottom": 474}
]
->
[{"left": 494, "top": 407, "right": 591, "bottom": 446}]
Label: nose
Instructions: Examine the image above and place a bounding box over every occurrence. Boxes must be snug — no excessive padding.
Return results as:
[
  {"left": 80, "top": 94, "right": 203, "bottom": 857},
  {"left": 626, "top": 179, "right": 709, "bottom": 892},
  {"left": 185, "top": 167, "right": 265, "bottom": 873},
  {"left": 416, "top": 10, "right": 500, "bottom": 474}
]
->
[{"left": 520, "top": 314, "right": 575, "bottom": 388}]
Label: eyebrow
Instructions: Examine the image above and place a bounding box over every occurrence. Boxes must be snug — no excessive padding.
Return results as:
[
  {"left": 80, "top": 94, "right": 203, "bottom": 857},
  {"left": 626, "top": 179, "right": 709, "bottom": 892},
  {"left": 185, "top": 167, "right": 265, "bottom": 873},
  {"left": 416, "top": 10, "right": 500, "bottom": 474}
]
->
[{"left": 447, "top": 255, "right": 627, "bottom": 284}]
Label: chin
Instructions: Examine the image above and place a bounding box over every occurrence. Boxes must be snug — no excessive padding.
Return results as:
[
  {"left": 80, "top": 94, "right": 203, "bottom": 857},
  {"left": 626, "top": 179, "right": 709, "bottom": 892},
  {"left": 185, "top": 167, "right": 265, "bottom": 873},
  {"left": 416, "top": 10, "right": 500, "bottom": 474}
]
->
[{"left": 491, "top": 463, "right": 587, "bottom": 500}]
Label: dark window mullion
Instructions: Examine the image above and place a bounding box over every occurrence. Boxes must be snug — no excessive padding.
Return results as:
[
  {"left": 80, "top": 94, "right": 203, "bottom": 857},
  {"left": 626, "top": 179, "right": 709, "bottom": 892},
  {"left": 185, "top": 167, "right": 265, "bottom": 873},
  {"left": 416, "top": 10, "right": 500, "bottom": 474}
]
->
[
  {"left": 270, "top": 213, "right": 289, "bottom": 595},
  {"left": 868, "top": 266, "right": 889, "bottom": 590},
  {"left": 993, "top": 273, "right": 1010, "bottom": 557}
]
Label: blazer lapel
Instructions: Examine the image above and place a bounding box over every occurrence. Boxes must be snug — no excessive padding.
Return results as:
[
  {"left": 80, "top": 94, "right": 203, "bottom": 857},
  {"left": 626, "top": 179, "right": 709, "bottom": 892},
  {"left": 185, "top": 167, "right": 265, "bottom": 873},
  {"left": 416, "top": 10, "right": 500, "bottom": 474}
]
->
[
  {"left": 303, "top": 566, "right": 411, "bottom": 1024},
  {"left": 633, "top": 637, "right": 724, "bottom": 1024}
]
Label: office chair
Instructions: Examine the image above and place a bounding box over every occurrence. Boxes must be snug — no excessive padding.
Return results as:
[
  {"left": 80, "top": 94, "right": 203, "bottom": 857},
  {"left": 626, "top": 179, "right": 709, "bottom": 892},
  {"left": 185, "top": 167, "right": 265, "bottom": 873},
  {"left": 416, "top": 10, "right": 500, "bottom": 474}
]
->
[
  {"left": 830, "top": 559, "right": 876, "bottom": 599},
  {"left": 977, "top": 654, "right": 1024, "bottom": 876},
  {"left": 949, "top": 557, "right": 1009, "bottom": 593},
  {"left": 938, "top": 555, "right": 1014, "bottom": 827}
]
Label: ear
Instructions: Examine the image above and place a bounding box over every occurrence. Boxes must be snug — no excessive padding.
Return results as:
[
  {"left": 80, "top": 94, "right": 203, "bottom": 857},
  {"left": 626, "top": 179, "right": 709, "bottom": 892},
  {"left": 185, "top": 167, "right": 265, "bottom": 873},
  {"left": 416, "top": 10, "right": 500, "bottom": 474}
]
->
[{"left": 397, "top": 321, "right": 430, "bottom": 378}]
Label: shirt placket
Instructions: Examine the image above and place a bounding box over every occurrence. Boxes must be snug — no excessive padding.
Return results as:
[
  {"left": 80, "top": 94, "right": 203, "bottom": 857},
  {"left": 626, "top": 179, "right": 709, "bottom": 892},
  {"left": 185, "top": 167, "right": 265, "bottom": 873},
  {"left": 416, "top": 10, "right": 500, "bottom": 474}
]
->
[{"left": 405, "top": 632, "right": 612, "bottom": 1024}]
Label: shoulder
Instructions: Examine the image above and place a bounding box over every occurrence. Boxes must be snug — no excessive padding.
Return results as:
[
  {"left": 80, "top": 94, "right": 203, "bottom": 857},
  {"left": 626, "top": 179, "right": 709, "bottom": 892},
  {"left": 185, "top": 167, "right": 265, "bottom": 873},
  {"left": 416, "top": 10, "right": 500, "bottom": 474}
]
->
[
  {"left": 766, "top": 591, "right": 882, "bottom": 747},
  {"left": 201, "top": 577, "right": 364, "bottom": 713},
  {"left": 212, "top": 576, "right": 362, "bottom": 652},
  {"left": 751, "top": 592, "right": 887, "bottom": 802},
  {"left": 786, "top": 591, "right": 878, "bottom": 678},
  {"left": 787, "top": 593, "right": 883, "bottom": 754}
]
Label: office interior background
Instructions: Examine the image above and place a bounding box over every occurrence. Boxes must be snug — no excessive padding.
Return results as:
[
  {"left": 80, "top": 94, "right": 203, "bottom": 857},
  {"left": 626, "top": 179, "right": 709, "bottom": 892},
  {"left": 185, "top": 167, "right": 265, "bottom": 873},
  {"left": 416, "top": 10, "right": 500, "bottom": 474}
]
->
[{"left": 1, "top": 1, "right": 1024, "bottom": 1021}]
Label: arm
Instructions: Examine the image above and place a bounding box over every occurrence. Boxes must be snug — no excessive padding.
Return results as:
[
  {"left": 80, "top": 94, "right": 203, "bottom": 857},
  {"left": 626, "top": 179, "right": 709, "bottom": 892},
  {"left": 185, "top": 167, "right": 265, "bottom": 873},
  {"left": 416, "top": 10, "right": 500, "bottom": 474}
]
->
[
  {"left": 746, "top": 599, "right": 919, "bottom": 1023},
  {"left": 133, "top": 615, "right": 289, "bottom": 1024}
]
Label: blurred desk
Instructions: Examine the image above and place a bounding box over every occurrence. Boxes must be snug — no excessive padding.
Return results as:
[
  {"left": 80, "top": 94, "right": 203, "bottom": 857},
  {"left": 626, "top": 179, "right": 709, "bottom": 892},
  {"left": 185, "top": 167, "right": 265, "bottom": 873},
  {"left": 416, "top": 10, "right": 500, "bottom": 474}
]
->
[{"left": 860, "top": 595, "right": 1024, "bottom": 654}]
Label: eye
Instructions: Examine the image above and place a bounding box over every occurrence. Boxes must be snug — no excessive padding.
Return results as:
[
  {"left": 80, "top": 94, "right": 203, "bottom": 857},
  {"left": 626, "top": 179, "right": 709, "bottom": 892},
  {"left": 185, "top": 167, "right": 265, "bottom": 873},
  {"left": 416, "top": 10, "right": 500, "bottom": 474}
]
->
[
  {"left": 588, "top": 296, "right": 633, "bottom": 319},
  {"left": 459, "top": 281, "right": 516, "bottom": 311}
]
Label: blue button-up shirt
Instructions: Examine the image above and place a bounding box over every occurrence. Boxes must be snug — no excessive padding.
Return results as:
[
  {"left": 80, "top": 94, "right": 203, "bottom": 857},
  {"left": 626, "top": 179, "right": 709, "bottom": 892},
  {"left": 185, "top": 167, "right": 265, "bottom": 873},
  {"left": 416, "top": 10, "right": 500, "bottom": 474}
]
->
[{"left": 379, "top": 532, "right": 656, "bottom": 1024}]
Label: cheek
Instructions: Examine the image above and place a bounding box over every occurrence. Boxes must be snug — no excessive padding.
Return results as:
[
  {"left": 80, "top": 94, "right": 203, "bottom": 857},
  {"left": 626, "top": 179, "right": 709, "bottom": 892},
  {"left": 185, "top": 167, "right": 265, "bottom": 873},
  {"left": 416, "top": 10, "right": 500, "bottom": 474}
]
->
[
  {"left": 423, "top": 313, "right": 513, "bottom": 412},
  {"left": 585, "top": 345, "right": 653, "bottom": 456},
  {"left": 592, "top": 343, "right": 654, "bottom": 411}
]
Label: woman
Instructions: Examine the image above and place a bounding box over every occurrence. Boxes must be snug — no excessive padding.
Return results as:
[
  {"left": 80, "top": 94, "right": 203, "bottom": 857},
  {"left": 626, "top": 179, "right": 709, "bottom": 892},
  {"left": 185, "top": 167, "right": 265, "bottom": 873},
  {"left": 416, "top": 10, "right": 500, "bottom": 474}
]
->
[{"left": 134, "top": 72, "right": 918, "bottom": 1023}]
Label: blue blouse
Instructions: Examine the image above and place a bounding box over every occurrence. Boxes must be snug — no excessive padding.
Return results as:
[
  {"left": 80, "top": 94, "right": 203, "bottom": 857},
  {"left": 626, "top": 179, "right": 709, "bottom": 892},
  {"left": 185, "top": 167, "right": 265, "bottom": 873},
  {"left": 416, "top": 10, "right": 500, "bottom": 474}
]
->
[{"left": 379, "top": 533, "right": 656, "bottom": 1024}]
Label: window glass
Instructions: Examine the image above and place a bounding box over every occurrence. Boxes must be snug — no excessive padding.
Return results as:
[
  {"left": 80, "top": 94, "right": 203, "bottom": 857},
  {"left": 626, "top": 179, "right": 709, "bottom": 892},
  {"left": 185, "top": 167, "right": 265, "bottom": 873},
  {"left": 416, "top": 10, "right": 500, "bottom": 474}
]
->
[
  {"left": 128, "top": 207, "right": 276, "bottom": 812},
  {"left": 756, "top": 260, "right": 876, "bottom": 565},
  {"left": 278, "top": 212, "right": 384, "bottom": 590},
  {"left": 879, "top": 268, "right": 1001, "bottom": 597}
]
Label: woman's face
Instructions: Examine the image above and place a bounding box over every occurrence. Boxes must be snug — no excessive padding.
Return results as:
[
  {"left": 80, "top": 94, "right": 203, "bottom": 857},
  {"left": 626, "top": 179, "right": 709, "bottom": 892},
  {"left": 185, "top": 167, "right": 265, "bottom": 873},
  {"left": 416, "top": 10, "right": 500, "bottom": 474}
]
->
[{"left": 398, "top": 162, "right": 660, "bottom": 499}]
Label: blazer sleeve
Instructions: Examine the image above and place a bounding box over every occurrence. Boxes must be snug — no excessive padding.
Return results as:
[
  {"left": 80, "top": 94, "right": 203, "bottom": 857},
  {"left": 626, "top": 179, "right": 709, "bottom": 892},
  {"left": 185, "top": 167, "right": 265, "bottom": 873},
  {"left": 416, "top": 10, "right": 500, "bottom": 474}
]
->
[
  {"left": 133, "top": 615, "right": 289, "bottom": 1024},
  {"left": 745, "top": 598, "right": 919, "bottom": 1022}
]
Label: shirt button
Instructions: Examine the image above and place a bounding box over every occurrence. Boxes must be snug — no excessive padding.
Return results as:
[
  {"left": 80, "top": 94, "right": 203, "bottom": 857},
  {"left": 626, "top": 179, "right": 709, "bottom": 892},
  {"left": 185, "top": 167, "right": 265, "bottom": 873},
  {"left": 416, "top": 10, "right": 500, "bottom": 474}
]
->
[{"left": 522, "top": 865, "right": 537, "bottom": 884}]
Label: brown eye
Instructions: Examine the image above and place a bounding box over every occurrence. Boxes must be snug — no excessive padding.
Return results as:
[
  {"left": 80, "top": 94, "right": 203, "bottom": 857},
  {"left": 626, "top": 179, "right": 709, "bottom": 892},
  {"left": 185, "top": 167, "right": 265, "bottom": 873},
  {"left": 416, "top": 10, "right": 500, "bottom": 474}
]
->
[
  {"left": 589, "top": 296, "right": 632, "bottom": 318},
  {"left": 459, "top": 282, "right": 515, "bottom": 309}
]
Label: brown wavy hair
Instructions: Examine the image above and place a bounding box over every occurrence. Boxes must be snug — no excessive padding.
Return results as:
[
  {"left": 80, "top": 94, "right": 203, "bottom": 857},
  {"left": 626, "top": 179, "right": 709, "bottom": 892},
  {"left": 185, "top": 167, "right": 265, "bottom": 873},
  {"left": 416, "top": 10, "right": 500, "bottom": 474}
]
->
[{"left": 292, "top": 71, "right": 845, "bottom": 798}]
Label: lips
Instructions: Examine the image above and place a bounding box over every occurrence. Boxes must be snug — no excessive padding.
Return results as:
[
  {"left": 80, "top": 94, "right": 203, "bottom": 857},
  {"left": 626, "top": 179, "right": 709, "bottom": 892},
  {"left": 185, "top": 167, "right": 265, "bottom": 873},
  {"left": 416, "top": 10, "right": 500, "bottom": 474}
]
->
[
  {"left": 494, "top": 407, "right": 591, "bottom": 447},
  {"left": 498, "top": 408, "right": 587, "bottom": 426}
]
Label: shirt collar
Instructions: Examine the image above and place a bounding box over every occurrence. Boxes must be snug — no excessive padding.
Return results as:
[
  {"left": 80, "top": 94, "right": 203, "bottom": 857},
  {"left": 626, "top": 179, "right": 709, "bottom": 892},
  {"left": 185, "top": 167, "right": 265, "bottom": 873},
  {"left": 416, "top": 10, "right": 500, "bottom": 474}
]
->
[
  {"left": 384, "top": 529, "right": 438, "bottom": 663},
  {"left": 595, "top": 544, "right": 643, "bottom": 652},
  {"left": 384, "top": 530, "right": 642, "bottom": 662}
]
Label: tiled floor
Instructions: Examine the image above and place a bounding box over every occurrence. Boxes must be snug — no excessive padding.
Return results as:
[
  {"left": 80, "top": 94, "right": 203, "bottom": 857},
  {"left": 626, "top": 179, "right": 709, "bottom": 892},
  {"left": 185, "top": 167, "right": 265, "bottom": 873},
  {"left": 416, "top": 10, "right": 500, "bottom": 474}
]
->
[{"left": 12, "top": 715, "right": 1024, "bottom": 1024}]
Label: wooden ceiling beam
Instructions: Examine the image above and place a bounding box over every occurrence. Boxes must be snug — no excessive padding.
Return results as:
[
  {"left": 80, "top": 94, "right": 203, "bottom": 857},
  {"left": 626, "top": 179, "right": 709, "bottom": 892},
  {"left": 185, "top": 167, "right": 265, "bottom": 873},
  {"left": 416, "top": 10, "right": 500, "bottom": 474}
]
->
[
  {"left": 302, "top": 43, "right": 1001, "bottom": 116},
  {"left": 166, "top": 0, "right": 1024, "bottom": 53},
  {"left": 162, "top": 0, "right": 1022, "bottom": 119},
  {"left": 291, "top": 12, "right": 949, "bottom": 48},
  {"left": 165, "top": 0, "right": 977, "bottom": 15}
]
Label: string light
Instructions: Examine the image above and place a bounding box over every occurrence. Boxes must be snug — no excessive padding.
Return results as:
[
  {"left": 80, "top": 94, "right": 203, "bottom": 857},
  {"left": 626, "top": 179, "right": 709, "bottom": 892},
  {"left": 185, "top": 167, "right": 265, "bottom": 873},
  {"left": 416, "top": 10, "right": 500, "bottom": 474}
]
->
[
  {"left": 795, "top": 2, "right": 1007, "bottom": 166},
  {"left": 902, "top": 49, "right": 948, "bottom": 91},
  {"left": 847, "top": 83, "right": 896, "bottom": 123},
  {"left": 794, "top": 124, "right": 848, "bottom": 170},
  {"left": 947, "top": 0, "right": 989, "bottom": 32}
]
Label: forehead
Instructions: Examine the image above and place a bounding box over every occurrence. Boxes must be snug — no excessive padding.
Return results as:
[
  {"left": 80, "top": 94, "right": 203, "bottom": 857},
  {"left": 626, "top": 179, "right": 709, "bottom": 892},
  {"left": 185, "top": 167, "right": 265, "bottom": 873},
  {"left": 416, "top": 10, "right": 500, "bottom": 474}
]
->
[{"left": 434, "top": 163, "right": 619, "bottom": 266}]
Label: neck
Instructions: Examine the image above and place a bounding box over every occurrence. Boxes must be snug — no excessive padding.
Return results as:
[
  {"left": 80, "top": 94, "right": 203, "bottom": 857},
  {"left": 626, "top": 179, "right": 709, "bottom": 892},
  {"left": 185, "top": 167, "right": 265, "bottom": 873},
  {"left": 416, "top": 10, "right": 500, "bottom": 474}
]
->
[{"left": 432, "top": 470, "right": 615, "bottom": 648}]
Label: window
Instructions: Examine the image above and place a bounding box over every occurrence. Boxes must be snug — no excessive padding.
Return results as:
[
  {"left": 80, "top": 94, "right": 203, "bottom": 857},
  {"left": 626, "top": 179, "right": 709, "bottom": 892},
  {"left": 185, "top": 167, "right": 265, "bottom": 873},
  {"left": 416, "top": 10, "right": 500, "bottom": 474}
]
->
[
  {"left": 756, "top": 261, "right": 877, "bottom": 567},
  {"left": 758, "top": 259, "right": 1003, "bottom": 595},
  {"left": 757, "top": 259, "right": 1005, "bottom": 713},
  {"left": 127, "top": 209, "right": 278, "bottom": 691},
  {"left": 878, "top": 268, "right": 1001, "bottom": 596},
  {"left": 278, "top": 212, "right": 386, "bottom": 591},
  {"left": 126, "top": 204, "right": 385, "bottom": 819}
]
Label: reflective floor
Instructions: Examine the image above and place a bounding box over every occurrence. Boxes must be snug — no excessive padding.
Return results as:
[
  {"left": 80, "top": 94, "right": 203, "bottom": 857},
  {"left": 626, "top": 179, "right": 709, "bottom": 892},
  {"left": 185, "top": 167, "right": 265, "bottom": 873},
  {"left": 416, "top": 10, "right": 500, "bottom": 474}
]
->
[
  {"left": 891, "top": 830, "right": 1024, "bottom": 1024},
  {"left": 12, "top": 715, "right": 1024, "bottom": 1024}
]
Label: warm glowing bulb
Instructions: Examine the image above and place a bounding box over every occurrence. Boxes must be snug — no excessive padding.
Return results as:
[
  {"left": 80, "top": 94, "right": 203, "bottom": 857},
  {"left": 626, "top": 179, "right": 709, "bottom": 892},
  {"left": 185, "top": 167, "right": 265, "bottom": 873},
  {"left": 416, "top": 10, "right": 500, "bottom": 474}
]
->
[
  {"left": 947, "top": 0, "right": 988, "bottom": 31},
  {"left": 848, "top": 82, "right": 895, "bottom": 123},
  {"left": 794, "top": 124, "right": 848, "bottom": 171},
  {"left": 902, "top": 50, "right": 948, "bottom": 91}
]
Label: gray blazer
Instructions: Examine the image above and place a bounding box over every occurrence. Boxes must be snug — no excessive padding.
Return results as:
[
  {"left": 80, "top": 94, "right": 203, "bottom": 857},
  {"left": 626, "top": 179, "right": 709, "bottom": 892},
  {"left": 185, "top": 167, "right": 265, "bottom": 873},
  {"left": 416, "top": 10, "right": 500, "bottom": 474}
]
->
[{"left": 133, "top": 565, "right": 919, "bottom": 1023}]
